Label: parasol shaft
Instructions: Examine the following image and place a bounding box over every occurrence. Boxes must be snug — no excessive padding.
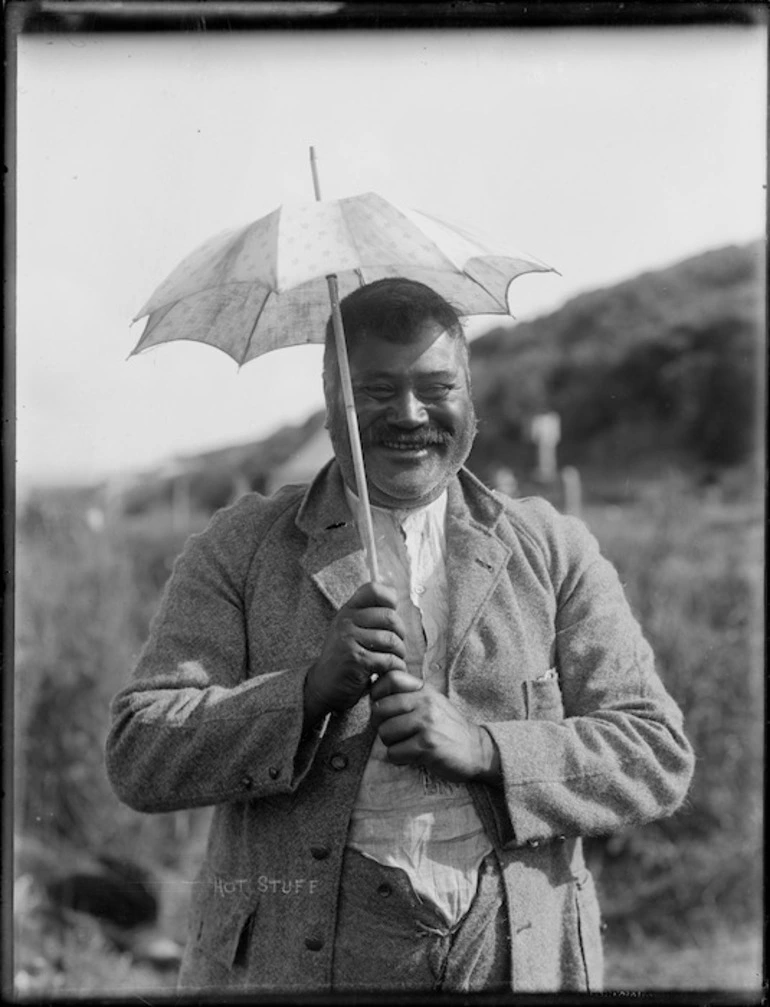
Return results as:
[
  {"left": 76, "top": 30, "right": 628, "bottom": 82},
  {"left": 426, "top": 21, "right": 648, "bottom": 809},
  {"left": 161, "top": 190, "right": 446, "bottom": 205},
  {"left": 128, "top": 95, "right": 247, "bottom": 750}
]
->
[
  {"left": 326, "top": 276, "right": 380, "bottom": 582},
  {"left": 309, "top": 147, "right": 380, "bottom": 582}
]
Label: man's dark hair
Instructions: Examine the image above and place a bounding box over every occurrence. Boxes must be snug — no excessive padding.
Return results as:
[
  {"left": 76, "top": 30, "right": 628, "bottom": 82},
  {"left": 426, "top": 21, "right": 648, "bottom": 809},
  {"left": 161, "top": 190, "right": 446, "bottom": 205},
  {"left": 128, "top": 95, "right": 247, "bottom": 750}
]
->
[
  {"left": 327, "top": 277, "right": 463, "bottom": 344},
  {"left": 323, "top": 278, "right": 467, "bottom": 389}
]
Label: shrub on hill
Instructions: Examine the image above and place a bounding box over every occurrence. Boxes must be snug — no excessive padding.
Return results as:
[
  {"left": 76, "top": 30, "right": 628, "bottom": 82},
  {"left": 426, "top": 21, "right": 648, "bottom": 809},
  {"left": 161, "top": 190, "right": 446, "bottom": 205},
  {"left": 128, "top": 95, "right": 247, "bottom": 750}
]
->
[
  {"left": 469, "top": 241, "right": 763, "bottom": 479},
  {"left": 15, "top": 501, "right": 210, "bottom": 873}
]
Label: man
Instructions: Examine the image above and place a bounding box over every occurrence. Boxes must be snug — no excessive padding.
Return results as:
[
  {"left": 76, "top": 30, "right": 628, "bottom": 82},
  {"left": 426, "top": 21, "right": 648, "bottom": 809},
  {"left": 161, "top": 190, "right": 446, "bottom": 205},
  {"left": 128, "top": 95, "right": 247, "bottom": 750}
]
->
[{"left": 106, "top": 278, "right": 694, "bottom": 994}]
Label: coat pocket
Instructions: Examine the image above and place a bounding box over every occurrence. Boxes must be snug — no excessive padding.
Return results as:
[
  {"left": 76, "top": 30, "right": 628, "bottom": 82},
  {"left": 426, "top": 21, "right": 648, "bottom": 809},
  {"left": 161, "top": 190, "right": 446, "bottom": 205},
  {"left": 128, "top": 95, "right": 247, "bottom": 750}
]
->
[
  {"left": 181, "top": 876, "right": 260, "bottom": 988},
  {"left": 574, "top": 869, "right": 604, "bottom": 992},
  {"left": 201, "top": 900, "right": 257, "bottom": 968},
  {"left": 523, "top": 671, "right": 565, "bottom": 721}
]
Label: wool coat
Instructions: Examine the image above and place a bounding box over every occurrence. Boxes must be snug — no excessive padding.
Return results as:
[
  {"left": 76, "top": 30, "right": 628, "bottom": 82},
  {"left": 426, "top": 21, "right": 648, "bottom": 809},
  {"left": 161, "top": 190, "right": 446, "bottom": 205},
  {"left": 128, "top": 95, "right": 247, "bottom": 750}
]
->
[{"left": 106, "top": 461, "right": 694, "bottom": 994}]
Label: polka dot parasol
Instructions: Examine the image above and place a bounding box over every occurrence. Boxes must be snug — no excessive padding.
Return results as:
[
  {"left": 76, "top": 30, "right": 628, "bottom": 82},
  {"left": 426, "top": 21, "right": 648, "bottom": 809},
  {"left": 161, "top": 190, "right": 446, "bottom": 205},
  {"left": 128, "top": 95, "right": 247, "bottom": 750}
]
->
[
  {"left": 131, "top": 191, "right": 555, "bottom": 366},
  {"left": 131, "top": 177, "right": 555, "bottom": 581}
]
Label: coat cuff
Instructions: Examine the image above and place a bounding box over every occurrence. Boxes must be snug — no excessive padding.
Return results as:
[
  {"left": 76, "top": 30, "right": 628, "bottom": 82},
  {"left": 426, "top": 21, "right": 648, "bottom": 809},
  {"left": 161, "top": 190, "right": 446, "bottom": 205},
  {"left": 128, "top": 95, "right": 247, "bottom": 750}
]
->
[{"left": 481, "top": 720, "right": 583, "bottom": 848}]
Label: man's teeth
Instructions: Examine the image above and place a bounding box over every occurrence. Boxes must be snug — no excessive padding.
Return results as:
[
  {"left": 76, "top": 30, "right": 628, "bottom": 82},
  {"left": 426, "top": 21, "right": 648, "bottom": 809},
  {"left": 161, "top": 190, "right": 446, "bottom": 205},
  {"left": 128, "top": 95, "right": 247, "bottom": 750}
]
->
[{"left": 381, "top": 441, "right": 428, "bottom": 450}]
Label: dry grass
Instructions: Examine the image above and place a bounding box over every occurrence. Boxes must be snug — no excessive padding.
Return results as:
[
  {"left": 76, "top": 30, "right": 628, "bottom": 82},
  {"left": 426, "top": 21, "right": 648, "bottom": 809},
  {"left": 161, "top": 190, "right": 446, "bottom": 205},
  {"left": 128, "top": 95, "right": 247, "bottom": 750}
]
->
[
  {"left": 605, "top": 925, "right": 763, "bottom": 994},
  {"left": 581, "top": 469, "right": 763, "bottom": 942},
  {"left": 12, "top": 465, "right": 764, "bottom": 996}
]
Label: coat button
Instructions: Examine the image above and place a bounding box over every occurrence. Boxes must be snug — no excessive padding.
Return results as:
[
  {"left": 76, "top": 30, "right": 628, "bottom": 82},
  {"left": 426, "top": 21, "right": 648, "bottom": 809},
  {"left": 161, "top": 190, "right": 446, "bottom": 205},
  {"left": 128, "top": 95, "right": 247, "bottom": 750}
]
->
[
  {"left": 240, "top": 774, "right": 254, "bottom": 790},
  {"left": 310, "top": 844, "right": 330, "bottom": 860},
  {"left": 268, "top": 766, "right": 280, "bottom": 780},
  {"left": 557, "top": 835, "right": 567, "bottom": 842},
  {"left": 329, "top": 753, "right": 348, "bottom": 771},
  {"left": 305, "top": 937, "right": 323, "bottom": 951},
  {"left": 377, "top": 883, "right": 392, "bottom": 898}
]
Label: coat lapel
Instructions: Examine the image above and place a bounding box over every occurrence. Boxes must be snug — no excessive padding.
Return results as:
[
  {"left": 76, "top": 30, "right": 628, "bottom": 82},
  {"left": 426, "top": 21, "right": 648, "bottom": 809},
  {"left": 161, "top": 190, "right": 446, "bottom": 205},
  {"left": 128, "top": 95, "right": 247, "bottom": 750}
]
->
[
  {"left": 296, "top": 463, "right": 374, "bottom": 742},
  {"left": 302, "top": 530, "right": 370, "bottom": 612},
  {"left": 445, "top": 471, "right": 512, "bottom": 675},
  {"left": 296, "top": 462, "right": 369, "bottom": 612},
  {"left": 296, "top": 461, "right": 512, "bottom": 684}
]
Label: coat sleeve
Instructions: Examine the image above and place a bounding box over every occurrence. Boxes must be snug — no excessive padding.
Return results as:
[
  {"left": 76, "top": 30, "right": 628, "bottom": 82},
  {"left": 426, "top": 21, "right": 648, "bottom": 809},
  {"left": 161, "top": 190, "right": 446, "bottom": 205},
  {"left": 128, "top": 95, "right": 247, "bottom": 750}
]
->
[
  {"left": 105, "top": 494, "right": 327, "bottom": 814},
  {"left": 481, "top": 503, "right": 695, "bottom": 848}
]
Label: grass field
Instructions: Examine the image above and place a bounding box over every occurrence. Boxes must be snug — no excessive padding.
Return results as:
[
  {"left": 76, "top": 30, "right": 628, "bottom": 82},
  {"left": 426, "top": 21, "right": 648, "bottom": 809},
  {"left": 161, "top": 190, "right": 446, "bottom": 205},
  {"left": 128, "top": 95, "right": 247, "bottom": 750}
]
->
[
  {"left": 605, "top": 925, "right": 763, "bottom": 994},
  {"left": 12, "top": 463, "right": 764, "bottom": 998},
  {"left": 14, "top": 906, "right": 763, "bottom": 998}
]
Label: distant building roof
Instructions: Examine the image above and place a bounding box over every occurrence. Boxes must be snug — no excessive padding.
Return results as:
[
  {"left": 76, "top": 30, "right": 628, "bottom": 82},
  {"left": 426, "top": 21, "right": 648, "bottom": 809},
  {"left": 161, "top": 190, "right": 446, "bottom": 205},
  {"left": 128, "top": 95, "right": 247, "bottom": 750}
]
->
[{"left": 266, "top": 424, "right": 334, "bottom": 494}]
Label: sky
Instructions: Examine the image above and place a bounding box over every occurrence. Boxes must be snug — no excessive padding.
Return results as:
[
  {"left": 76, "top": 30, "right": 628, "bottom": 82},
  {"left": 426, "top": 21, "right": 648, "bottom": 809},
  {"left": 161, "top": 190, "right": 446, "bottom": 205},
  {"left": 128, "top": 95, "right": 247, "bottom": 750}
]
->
[{"left": 14, "top": 23, "right": 767, "bottom": 492}]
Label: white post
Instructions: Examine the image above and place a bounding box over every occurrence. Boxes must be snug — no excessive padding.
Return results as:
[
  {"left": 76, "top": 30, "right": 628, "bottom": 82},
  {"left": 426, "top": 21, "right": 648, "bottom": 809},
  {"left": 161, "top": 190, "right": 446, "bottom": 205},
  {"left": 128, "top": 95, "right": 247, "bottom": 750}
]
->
[
  {"left": 493, "top": 466, "right": 518, "bottom": 498},
  {"left": 562, "top": 465, "right": 582, "bottom": 517},
  {"left": 531, "top": 412, "right": 561, "bottom": 483}
]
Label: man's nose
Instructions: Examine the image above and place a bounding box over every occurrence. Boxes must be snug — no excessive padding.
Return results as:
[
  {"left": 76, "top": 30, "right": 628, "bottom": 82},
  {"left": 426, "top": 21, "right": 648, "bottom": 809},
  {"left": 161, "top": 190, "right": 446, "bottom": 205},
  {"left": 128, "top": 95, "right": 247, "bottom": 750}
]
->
[{"left": 389, "top": 390, "right": 427, "bottom": 427}]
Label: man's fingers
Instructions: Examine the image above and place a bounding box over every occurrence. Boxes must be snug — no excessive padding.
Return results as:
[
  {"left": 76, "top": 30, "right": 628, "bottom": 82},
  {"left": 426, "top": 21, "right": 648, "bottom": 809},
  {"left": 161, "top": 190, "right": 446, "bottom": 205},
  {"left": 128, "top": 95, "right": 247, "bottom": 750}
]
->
[
  {"left": 356, "top": 628, "right": 406, "bottom": 659},
  {"left": 371, "top": 692, "right": 417, "bottom": 729},
  {"left": 347, "top": 581, "right": 399, "bottom": 611},
  {"left": 376, "top": 711, "right": 421, "bottom": 748},
  {"left": 354, "top": 607, "right": 407, "bottom": 641},
  {"left": 360, "top": 651, "right": 408, "bottom": 678},
  {"left": 370, "top": 669, "right": 424, "bottom": 702},
  {"left": 382, "top": 736, "right": 424, "bottom": 767}
]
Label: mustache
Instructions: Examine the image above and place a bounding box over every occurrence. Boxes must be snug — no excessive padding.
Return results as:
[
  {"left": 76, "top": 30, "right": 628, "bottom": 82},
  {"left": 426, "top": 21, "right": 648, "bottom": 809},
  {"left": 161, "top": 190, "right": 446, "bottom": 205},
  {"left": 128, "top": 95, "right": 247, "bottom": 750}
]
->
[{"left": 362, "top": 423, "right": 453, "bottom": 449}]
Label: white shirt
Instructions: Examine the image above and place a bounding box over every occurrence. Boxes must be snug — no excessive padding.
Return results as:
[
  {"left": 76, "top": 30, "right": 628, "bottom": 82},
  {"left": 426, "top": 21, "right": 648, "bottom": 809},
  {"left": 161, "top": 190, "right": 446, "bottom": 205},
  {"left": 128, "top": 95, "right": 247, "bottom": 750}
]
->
[{"left": 345, "top": 487, "right": 493, "bottom": 927}]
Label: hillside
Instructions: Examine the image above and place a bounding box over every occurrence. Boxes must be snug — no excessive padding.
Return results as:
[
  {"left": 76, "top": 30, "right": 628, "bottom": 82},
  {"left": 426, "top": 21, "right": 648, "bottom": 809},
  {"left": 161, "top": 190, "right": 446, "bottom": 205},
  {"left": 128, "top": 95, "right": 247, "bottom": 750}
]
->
[
  {"left": 467, "top": 241, "right": 764, "bottom": 481},
  {"left": 89, "top": 240, "right": 764, "bottom": 520}
]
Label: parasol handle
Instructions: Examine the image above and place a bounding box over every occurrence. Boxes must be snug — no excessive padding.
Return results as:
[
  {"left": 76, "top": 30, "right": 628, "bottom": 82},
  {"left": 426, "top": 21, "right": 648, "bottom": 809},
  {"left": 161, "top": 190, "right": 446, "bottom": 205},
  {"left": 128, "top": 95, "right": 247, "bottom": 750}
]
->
[{"left": 309, "top": 147, "right": 380, "bottom": 583}]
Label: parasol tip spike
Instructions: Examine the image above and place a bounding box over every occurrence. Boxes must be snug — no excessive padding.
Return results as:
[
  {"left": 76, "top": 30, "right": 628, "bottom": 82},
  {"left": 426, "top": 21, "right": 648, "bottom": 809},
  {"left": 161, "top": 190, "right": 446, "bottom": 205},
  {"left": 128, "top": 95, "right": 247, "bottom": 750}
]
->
[{"left": 309, "top": 146, "right": 322, "bottom": 202}]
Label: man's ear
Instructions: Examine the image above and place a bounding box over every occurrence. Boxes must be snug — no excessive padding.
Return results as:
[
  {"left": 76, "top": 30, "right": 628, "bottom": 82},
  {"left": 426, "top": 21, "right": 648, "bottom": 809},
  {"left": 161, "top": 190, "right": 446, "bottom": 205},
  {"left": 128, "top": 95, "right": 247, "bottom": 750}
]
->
[{"left": 322, "top": 366, "right": 341, "bottom": 420}]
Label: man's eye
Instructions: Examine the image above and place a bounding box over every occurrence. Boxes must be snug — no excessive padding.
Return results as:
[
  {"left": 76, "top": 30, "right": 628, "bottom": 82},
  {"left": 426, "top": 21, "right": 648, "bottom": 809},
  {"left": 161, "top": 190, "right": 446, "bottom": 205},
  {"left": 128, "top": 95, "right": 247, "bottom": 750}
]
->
[
  {"left": 420, "top": 384, "right": 452, "bottom": 400},
  {"left": 361, "top": 385, "right": 394, "bottom": 400}
]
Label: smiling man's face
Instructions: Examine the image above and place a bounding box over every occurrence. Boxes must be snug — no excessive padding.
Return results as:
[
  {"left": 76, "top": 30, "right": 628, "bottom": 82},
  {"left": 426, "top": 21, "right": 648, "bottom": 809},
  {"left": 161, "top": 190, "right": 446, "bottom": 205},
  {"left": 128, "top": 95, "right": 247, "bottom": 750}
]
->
[{"left": 326, "top": 319, "right": 477, "bottom": 509}]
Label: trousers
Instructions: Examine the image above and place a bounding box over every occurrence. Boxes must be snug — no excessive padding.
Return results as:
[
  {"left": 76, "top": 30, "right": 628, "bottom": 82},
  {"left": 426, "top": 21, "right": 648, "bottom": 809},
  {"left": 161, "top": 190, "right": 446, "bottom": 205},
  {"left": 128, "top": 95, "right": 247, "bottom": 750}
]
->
[{"left": 331, "top": 848, "right": 511, "bottom": 993}]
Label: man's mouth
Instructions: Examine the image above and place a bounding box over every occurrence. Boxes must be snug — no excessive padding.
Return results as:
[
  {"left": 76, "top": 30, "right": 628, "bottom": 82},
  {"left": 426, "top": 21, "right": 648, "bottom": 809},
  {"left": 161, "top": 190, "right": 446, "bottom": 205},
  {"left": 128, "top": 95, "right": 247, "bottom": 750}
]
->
[
  {"left": 368, "top": 429, "right": 451, "bottom": 453},
  {"left": 378, "top": 439, "right": 434, "bottom": 452}
]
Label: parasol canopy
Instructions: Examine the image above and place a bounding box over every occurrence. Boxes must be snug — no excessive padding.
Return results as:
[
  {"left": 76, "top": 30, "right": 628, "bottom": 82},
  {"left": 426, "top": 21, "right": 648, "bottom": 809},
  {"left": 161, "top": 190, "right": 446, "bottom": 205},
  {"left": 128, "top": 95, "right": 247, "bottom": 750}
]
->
[{"left": 131, "top": 191, "right": 555, "bottom": 364}]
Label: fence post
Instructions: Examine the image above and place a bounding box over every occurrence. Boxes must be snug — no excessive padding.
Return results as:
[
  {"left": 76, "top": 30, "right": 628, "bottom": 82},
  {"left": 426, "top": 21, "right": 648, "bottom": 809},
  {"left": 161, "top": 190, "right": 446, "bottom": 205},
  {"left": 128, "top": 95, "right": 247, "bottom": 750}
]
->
[
  {"left": 562, "top": 465, "right": 582, "bottom": 518},
  {"left": 531, "top": 412, "right": 561, "bottom": 483}
]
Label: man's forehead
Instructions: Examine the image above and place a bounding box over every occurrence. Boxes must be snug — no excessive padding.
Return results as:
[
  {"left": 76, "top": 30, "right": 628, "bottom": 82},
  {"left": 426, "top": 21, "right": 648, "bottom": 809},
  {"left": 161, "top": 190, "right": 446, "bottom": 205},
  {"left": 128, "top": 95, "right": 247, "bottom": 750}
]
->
[{"left": 348, "top": 325, "right": 466, "bottom": 374}]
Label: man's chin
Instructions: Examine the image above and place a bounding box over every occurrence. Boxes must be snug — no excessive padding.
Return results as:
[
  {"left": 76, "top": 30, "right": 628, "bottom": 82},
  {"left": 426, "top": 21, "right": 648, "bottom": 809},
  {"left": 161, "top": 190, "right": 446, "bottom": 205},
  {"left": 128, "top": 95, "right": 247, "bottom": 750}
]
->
[{"left": 367, "top": 467, "right": 448, "bottom": 508}]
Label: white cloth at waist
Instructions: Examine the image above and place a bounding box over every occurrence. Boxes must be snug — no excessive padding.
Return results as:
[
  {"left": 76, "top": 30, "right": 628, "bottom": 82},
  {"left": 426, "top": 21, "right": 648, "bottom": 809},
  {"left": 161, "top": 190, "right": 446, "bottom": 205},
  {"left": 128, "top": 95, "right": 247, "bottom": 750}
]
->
[{"left": 344, "top": 487, "right": 492, "bottom": 927}]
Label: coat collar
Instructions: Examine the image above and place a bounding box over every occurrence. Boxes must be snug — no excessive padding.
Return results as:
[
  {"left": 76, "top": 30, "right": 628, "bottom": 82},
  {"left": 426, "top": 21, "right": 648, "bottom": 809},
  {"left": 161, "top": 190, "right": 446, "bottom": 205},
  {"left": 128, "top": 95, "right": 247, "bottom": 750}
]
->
[
  {"left": 296, "top": 461, "right": 511, "bottom": 671},
  {"left": 295, "top": 459, "right": 505, "bottom": 538},
  {"left": 296, "top": 462, "right": 368, "bottom": 612},
  {"left": 443, "top": 468, "right": 512, "bottom": 676}
]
